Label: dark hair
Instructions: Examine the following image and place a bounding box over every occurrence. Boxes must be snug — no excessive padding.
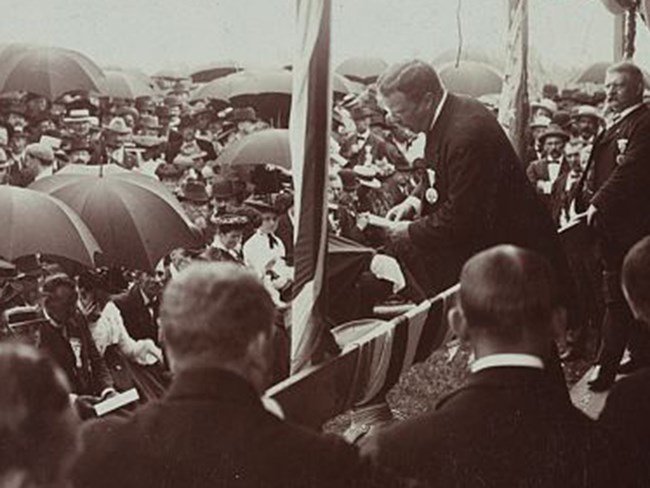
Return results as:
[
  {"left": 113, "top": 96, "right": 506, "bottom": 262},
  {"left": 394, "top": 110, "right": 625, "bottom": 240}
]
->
[
  {"left": 0, "top": 343, "right": 78, "bottom": 484},
  {"left": 377, "top": 59, "right": 443, "bottom": 103},
  {"left": 623, "top": 236, "right": 650, "bottom": 317},
  {"left": 607, "top": 61, "right": 645, "bottom": 90},
  {"left": 459, "top": 245, "right": 558, "bottom": 343},
  {"left": 160, "top": 263, "right": 275, "bottom": 363}
]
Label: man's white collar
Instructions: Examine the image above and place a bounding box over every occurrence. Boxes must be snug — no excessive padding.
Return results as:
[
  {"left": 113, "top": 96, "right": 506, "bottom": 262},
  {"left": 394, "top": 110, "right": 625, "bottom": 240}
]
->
[
  {"left": 428, "top": 91, "right": 449, "bottom": 133},
  {"left": 470, "top": 353, "right": 544, "bottom": 374}
]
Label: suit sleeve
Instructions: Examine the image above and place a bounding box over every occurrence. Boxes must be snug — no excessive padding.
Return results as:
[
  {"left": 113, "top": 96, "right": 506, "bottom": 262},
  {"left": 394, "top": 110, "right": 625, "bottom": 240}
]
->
[
  {"left": 592, "top": 115, "right": 650, "bottom": 220},
  {"left": 408, "top": 137, "right": 497, "bottom": 250},
  {"left": 80, "top": 315, "right": 114, "bottom": 395}
]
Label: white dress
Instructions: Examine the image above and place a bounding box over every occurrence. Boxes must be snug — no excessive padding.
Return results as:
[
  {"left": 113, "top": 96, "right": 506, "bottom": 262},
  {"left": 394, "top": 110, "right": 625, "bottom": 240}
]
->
[{"left": 89, "top": 301, "right": 162, "bottom": 366}]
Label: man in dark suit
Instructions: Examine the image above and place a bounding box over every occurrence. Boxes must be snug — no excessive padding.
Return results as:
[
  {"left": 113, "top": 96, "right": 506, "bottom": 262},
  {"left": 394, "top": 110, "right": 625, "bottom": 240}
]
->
[
  {"left": 339, "top": 106, "right": 389, "bottom": 167},
  {"left": 599, "top": 235, "right": 650, "bottom": 485},
  {"left": 112, "top": 271, "right": 161, "bottom": 343},
  {"left": 362, "top": 245, "right": 624, "bottom": 488},
  {"left": 576, "top": 62, "right": 650, "bottom": 390},
  {"left": 378, "top": 60, "right": 567, "bottom": 297},
  {"left": 39, "top": 273, "right": 114, "bottom": 397},
  {"left": 73, "top": 263, "right": 415, "bottom": 488}
]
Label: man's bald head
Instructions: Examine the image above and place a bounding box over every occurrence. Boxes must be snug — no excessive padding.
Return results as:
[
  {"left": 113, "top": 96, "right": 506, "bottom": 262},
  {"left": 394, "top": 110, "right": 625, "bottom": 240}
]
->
[{"left": 459, "top": 245, "right": 559, "bottom": 344}]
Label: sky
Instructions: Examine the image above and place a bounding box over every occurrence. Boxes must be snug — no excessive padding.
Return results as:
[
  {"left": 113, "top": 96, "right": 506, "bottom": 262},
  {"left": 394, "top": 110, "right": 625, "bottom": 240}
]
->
[{"left": 0, "top": 0, "right": 648, "bottom": 80}]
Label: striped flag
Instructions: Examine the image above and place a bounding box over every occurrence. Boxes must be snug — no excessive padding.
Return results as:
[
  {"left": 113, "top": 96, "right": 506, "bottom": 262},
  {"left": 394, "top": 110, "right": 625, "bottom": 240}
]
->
[
  {"left": 498, "top": 0, "right": 529, "bottom": 160},
  {"left": 289, "top": 0, "right": 332, "bottom": 373}
]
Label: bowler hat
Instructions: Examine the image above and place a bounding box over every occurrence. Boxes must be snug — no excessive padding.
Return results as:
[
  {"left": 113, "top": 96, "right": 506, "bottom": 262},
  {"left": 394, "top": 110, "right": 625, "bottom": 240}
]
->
[
  {"left": 176, "top": 178, "right": 210, "bottom": 204},
  {"left": 211, "top": 176, "right": 235, "bottom": 199},
  {"left": 231, "top": 107, "right": 257, "bottom": 123},
  {"left": 115, "top": 106, "right": 139, "bottom": 121}
]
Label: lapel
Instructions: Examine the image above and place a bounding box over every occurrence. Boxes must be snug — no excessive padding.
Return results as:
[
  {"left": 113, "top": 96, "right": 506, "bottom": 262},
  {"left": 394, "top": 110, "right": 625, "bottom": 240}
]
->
[{"left": 424, "top": 93, "right": 457, "bottom": 167}]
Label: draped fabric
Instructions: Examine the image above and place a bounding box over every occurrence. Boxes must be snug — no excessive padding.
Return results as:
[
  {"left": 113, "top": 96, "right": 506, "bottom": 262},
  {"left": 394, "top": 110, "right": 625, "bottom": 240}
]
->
[{"left": 289, "top": 0, "right": 332, "bottom": 373}]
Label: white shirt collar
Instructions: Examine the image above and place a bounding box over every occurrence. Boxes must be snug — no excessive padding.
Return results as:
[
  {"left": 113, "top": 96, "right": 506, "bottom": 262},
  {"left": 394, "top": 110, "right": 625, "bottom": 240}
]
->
[
  {"left": 470, "top": 353, "right": 544, "bottom": 374},
  {"left": 428, "top": 91, "right": 449, "bottom": 133}
]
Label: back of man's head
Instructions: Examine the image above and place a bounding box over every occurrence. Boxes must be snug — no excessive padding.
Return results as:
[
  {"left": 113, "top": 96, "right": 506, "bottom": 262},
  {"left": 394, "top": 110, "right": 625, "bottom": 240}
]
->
[
  {"left": 377, "top": 59, "right": 443, "bottom": 103},
  {"left": 457, "top": 245, "right": 559, "bottom": 350},
  {"left": 623, "top": 236, "right": 650, "bottom": 324},
  {"left": 160, "top": 263, "right": 275, "bottom": 374}
]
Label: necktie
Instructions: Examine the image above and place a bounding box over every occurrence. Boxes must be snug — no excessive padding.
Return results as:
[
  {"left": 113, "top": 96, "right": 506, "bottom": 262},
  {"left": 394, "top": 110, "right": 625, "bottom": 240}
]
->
[{"left": 268, "top": 234, "right": 279, "bottom": 249}]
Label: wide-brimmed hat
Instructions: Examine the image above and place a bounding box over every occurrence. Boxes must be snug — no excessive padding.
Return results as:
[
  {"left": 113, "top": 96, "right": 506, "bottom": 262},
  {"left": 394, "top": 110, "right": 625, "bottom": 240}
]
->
[
  {"left": 529, "top": 115, "right": 552, "bottom": 129},
  {"left": 573, "top": 105, "right": 603, "bottom": 122},
  {"left": 211, "top": 176, "right": 235, "bottom": 199},
  {"left": 338, "top": 168, "right": 359, "bottom": 192},
  {"left": 63, "top": 108, "right": 94, "bottom": 124},
  {"left": 530, "top": 98, "right": 558, "bottom": 115},
  {"left": 539, "top": 124, "right": 570, "bottom": 143},
  {"left": 353, "top": 164, "right": 381, "bottom": 189},
  {"left": 175, "top": 178, "right": 210, "bottom": 204},
  {"left": 104, "top": 117, "right": 132, "bottom": 135},
  {"left": 244, "top": 196, "right": 278, "bottom": 214},
  {"left": 210, "top": 213, "right": 248, "bottom": 229},
  {"left": 231, "top": 107, "right": 257, "bottom": 123},
  {"left": 2, "top": 305, "right": 47, "bottom": 336}
]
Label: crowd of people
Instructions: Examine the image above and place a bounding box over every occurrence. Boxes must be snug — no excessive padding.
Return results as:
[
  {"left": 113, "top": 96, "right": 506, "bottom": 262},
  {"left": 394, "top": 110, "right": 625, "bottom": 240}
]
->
[{"left": 1, "top": 55, "right": 650, "bottom": 487}]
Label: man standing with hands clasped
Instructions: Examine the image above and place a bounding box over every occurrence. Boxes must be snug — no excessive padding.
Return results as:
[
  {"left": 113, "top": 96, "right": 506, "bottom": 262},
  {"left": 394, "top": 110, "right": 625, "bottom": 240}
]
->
[
  {"left": 378, "top": 59, "right": 567, "bottom": 297},
  {"left": 575, "top": 62, "right": 650, "bottom": 391}
]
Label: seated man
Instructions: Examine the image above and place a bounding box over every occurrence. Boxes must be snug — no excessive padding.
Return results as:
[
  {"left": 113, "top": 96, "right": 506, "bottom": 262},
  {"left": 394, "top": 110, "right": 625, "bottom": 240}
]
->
[
  {"left": 73, "top": 263, "right": 416, "bottom": 488},
  {"left": 362, "top": 245, "right": 623, "bottom": 487},
  {"left": 600, "top": 235, "right": 650, "bottom": 484}
]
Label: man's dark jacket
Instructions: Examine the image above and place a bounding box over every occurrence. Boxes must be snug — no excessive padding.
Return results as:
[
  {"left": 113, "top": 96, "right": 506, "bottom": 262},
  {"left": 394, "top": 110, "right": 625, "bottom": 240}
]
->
[
  {"left": 112, "top": 286, "right": 159, "bottom": 342},
  {"left": 39, "top": 312, "right": 113, "bottom": 396},
  {"left": 407, "top": 94, "right": 566, "bottom": 294},
  {"left": 577, "top": 104, "right": 650, "bottom": 259},
  {"left": 73, "top": 368, "right": 413, "bottom": 488},
  {"left": 364, "top": 366, "right": 625, "bottom": 488}
]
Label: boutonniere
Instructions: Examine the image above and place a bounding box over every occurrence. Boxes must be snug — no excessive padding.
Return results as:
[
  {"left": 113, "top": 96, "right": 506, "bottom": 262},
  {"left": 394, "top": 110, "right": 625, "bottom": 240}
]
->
[{"left": 616, "top": 138, "right": 629, "bottom": 165}]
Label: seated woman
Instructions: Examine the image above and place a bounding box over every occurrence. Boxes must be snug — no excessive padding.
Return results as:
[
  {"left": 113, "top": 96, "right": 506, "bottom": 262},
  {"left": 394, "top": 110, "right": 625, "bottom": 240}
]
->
[
  {"left": 0, "top": 343, "right": 80, "bottom": 488},
  {"left": 76, "top": 271, "right": 165, "bottom": 400}
]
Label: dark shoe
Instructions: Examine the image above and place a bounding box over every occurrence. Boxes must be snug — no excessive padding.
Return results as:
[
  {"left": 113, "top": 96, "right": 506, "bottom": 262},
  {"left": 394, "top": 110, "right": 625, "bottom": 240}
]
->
[
  {"left": 588, "top": 373, "right": 616, "bottom": 392},
  {"left": 618, "top": 359, "right": 649, "bottom": 375}
]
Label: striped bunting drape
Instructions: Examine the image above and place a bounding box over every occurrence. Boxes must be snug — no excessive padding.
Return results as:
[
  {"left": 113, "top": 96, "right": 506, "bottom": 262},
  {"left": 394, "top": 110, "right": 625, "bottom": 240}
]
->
[
  {"left": 289, "top": 0, "right": 332, "bottom": 373},
  {"left": 267, "top": 286, "right": 458, "bottom": 429}
]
